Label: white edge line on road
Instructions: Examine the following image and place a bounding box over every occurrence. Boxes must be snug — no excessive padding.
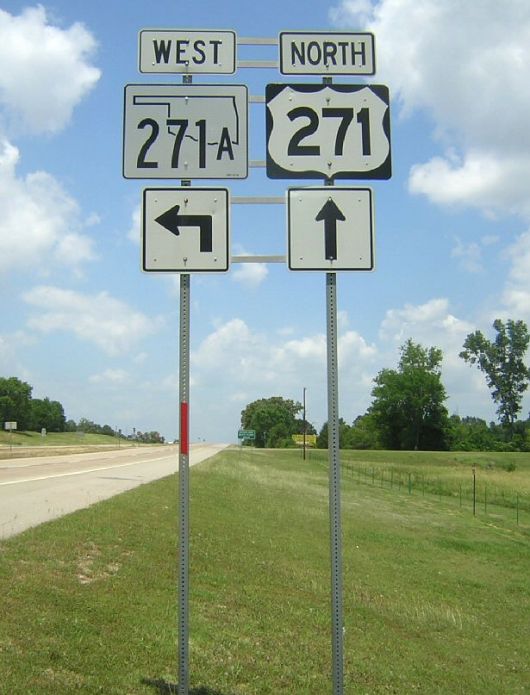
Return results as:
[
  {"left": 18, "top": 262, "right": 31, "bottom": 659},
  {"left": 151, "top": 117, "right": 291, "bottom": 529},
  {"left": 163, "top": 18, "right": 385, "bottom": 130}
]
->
[{"left": 0, "top": 455, "right": 176, "bottom": 487}]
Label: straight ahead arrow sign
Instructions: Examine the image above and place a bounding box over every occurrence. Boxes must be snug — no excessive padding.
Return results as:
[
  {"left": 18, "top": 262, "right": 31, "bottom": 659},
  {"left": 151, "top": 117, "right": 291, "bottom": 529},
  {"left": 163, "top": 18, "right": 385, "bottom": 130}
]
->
[
  {"left": 155, "top": 205, "right": 213, "bottom": 252},
  {"left": 315, "top": 199, "right": 346, "bottom": 261}
]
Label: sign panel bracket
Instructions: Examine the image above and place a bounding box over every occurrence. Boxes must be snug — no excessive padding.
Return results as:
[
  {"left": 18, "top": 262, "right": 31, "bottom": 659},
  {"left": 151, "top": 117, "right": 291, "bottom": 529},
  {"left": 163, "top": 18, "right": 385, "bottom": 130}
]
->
[{"left": 232, "top": 255, "right": 286, "bottom": 263}]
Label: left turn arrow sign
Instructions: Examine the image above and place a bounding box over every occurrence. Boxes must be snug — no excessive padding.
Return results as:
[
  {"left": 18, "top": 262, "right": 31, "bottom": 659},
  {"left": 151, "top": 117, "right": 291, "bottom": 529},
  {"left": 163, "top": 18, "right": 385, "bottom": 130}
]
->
[
  {"left": 142, "top": 188, "right": 230, "bottom": 273},
  {"left": 155, "top": 205, "right": 213, "bottom": 253}
]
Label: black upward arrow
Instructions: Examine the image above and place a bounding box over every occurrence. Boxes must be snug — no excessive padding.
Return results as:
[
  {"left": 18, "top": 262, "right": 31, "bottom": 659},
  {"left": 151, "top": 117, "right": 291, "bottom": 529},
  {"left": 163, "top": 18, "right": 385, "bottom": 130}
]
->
[
  {"left": 155, "top": 205, "right": 213, "bottom": 252},
  {"left": 315, "top": 198, "right": 346, "bottom": 261}
]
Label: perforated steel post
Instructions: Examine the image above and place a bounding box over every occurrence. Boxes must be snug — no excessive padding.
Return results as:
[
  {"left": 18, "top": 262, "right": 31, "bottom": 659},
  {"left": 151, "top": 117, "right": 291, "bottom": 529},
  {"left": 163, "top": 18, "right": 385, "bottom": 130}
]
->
[
  {"left": 178, "top": 272, "right": 190, "bottom": 695},
  {"left": 326, "top": 271, "right": 344, "bottom": 694}
]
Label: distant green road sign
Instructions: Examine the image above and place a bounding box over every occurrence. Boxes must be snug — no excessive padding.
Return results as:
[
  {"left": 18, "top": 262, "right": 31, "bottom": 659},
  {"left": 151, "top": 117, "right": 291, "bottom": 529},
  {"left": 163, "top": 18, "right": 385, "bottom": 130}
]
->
[{"left": 238, "top": 429, "right": 256, "bottom": 440}]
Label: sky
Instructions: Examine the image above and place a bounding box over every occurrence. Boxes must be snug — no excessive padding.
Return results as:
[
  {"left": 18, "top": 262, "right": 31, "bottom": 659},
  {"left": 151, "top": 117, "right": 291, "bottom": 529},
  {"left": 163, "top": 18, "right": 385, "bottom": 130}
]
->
[{"left": 1, "top": 0, "right": 530, "bottom": 443}]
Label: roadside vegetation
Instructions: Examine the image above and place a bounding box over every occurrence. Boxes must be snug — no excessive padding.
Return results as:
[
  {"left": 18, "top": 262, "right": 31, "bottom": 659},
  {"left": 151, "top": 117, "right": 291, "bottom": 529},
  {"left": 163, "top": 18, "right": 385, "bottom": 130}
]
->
[
  {"left": 0, "top": 376, "right": 164, "bottom": 444},
  {"left": 1, "top": 447, "right": 528, "bottom": 693},
  {"left": 0, "top": 430, "right": 167, "bottom": 460},
  {"left": 241, "top": 319, "right": 530, "bottom": 453}
]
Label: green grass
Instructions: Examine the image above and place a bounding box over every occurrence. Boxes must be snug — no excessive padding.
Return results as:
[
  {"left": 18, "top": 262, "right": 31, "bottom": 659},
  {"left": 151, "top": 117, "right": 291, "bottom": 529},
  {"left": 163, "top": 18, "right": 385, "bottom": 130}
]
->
[
  {"left": 0, "top": 430, "right": 149, "bottom": 460},
  {"left": 0, "top": 448, "right": 529, "bottom": 693},
  {"left": 332, "top": 448, "right": 530, "bottom": 519},
  {"left": 0, "top": 430, "right": 123, "bottom": 447}
]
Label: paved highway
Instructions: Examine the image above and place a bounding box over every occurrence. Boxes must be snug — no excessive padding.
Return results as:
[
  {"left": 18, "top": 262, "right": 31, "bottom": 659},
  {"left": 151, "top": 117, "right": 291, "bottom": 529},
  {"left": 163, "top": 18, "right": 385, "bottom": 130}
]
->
[{"left": 0, "top": 443, "right": 228, "bottom": 539}]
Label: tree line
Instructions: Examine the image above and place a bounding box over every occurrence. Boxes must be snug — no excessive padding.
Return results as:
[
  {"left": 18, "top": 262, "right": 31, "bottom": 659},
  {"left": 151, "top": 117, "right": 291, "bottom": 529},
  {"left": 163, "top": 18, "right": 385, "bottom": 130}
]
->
[
  {"left": 0, "top": 377, "right": 164, "bottom": 443},
  {"left": 240, "top": 319, "right": 530, "bottom": 452}
]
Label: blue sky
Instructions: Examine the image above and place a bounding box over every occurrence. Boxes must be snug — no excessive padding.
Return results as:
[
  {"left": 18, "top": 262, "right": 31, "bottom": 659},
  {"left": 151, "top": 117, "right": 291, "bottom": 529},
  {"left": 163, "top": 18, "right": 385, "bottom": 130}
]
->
[{"left": 1, "top": 0, "right": 530, "bottom": 442}]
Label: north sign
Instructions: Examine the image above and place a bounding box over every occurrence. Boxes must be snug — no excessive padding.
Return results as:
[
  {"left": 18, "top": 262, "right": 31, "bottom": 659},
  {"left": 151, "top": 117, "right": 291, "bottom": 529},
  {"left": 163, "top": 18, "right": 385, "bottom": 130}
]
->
[
  {"left": 279, "top": 32, "right": 375, "bottom": 75},
  {"left": 287, "top": 187, "right": 374, "bottom": 271},
  {"left": 266, "top": 83, "right": 391, "bottom": 180},
  {"left": 123, "top": 84, "right": 248, "bottom": 179},
  {"left": 142, "top": 188, "right": 230, "bottom": 272},
  {"left": 139, "top": 29, "right": 236, "bottom": 74}
]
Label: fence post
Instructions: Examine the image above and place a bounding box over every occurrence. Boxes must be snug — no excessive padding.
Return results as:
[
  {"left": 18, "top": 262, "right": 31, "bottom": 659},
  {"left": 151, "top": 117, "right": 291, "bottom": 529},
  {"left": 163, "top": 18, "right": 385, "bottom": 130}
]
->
[{"left": 472, "top": 465, "right": 476, "bottom": 517}]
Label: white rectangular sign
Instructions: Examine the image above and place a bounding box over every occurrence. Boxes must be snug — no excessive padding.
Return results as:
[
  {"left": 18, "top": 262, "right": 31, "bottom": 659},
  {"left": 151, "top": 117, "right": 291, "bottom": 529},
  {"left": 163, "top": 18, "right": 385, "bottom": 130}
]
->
[
  {"left": 287, "top": 187, "right": 374, "bottom": 271},
  {"left": 280, "top": 32, "right": 375, "bottom": 75},
  {"left": 143, "top": 188, "right": 230, "bottom": 272},
  {"left": 4, "top": 421, "right": 17, "bottom": 431},
  {"left": 139, "top": 29, "right": 236, "bottom": 74},
  {"left": 123, "top": 84, "right": 248, "bottom": 179}
]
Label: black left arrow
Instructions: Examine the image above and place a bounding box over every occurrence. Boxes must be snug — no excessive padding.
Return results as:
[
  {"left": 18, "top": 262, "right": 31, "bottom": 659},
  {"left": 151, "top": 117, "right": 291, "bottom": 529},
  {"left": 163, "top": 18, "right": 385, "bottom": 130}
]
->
[
  {"left": 155, "top": 205, "right": 213, "bottom": 252},
  {"left": 315, "top": 199, "right": 346, "bottom": 261}
]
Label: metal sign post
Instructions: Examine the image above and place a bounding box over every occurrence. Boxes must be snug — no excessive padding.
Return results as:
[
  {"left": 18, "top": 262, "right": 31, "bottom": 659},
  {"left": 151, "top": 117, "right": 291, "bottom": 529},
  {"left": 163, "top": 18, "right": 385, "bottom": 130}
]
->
[
  {"left": 124, "top": 30, "right": 390, "bottom": 695},
  {"left": 178, "top": 272, "right": 190, "bottom": 695},
  {"left": 326, "top": 271, "right": 344, "bottom": 694}
]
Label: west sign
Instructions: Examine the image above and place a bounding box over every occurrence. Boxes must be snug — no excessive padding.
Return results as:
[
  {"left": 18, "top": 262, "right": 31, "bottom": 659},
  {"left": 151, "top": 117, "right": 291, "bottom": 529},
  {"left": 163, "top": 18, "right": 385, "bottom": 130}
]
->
[{"left": 139, "top": 29, "right": 236, "bottom": 74}]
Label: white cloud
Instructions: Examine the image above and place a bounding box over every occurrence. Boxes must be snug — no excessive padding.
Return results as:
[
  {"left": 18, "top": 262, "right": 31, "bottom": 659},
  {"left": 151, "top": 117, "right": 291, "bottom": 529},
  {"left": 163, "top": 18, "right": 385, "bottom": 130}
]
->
[
  {"left": 0, "top": 6, "right": 100, "bottom": 134},
  {"left": 330, "top": 0, "right": 530, "bottom": 218},
  {"left": 0, "top": 331, "right": 34, "bottom": 379},
  {"left": 380, "top": 298, "right": 450, "bottom": 341},
  {"left": 231, "top": 262, "right": 268, "bottom": 288},
  {"left": 128, "top": 205, "right": 141, "bottom": 245},
  {"left": 89, "top": 369, "right": 129, "bottom": 385},
  {"left": 379, "top": 297, "right": 474, "bottom": 374},
  {"left": 23, "top": 286, "right": 163, "bottom": 356},
  {"left": 451, "top": 237, "right": 483, "bottom": 274},
  {"left": 499, "top": 230, "right": 530, "bottom": 321},
  {"left": 189, "top": 316, "right": 379, "bottom": 436},
  {"left": 0, "top": 139, "right": 96, "bottom": 274},
  {"left": 192, "top": 318, "right": 262, "bottom": 374},
  {"left": 329, "top": 0, "right": 375, "bottom": 26},
  {"left": 409, "top": 151, "right": 530, "bottom": 218}
]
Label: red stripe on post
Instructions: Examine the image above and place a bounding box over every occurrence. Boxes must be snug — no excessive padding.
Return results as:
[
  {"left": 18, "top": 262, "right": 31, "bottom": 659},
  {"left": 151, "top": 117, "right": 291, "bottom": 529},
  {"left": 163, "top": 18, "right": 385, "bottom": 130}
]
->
[{"left": 180, "top": 402, "right": 189, "bottom": 455}]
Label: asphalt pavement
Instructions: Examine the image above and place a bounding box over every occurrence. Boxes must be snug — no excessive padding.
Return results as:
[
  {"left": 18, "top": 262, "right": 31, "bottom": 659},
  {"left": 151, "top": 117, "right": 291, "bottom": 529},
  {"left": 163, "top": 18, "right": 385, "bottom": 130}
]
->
[{"left": 0, "top": 443, "right": 228, "bottom": 539}]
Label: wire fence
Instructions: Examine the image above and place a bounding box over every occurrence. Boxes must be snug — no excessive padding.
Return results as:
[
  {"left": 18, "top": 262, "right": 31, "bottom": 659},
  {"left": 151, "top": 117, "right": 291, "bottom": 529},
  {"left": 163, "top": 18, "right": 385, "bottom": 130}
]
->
[{"left": 340, "top": 461, "right": 529, "bottom": 528}]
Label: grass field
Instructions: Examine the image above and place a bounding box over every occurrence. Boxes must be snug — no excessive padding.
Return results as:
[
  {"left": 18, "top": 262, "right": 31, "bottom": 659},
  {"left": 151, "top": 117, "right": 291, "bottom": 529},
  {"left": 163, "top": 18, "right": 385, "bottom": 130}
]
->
[
  {"left": 335, "top": 448, "right": 530, "bottom": 523},
  {"left": 0, "top": 448, "right": 529, "bottom": 693}
]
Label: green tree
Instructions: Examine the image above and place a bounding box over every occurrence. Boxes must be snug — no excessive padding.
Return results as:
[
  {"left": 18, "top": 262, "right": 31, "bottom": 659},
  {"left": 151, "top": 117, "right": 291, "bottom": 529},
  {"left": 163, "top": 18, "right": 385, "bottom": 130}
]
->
[
  {"left": 137, "top": 430, "right": 165, "bottom": 444},
  {"left": 29, "top": 398, "right": 66, "bottom": 432},
  {"left": 460, "top": 319, "right": 530, "bottom": 437},
  {"left": 77, "top": 417, "right": 99, "bottom": 434},
  {"left": 293, "top": 418, "right": 317, "bottom": 436},
  {"left": 317, "top": 418, "right": 353, "bottom": 449},
  {"left": 348, "top": 413, "right": 381, "bottom": 450},
  {"left": 0, "top": 377, "right": 33, "bottom": 430},
  {"left": 369, "top": 339, "right": 450, "bottom": 450},
  {"left": 240, "top": 396, "right": 302, "bottom": 447},
  {"left": 448, "top": 415, "right": 497, "bottom": 451}
]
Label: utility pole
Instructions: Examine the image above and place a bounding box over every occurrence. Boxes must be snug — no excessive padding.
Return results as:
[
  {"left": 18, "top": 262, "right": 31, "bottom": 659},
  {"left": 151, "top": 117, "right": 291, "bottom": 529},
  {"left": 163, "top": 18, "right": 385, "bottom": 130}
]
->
[{"left": 303, "top": 386, "right": 307, "bottom": 460}]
